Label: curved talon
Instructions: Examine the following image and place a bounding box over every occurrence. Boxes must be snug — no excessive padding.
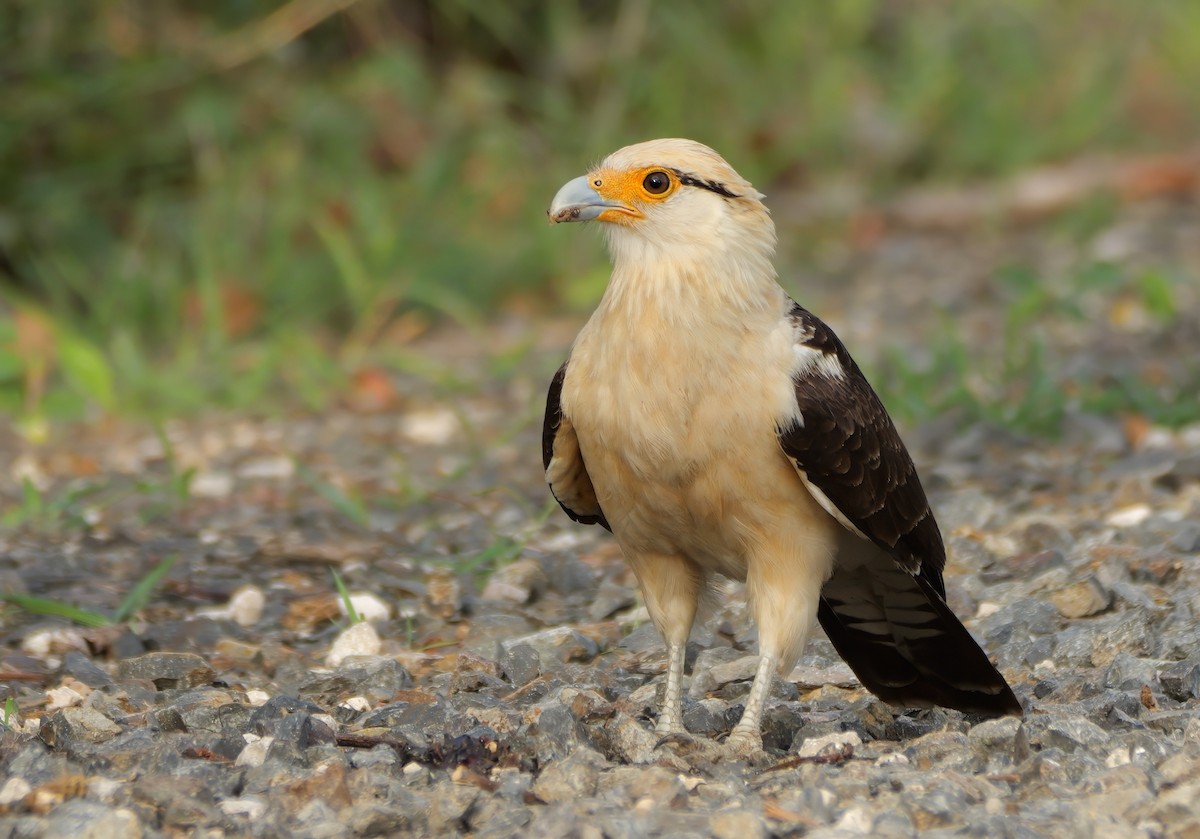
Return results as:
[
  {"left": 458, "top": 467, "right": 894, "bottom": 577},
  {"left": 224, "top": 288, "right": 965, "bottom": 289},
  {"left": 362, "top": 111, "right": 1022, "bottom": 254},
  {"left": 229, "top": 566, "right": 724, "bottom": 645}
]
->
[{"left": 654, "top": 731, "right": 695, "bottom": 750}]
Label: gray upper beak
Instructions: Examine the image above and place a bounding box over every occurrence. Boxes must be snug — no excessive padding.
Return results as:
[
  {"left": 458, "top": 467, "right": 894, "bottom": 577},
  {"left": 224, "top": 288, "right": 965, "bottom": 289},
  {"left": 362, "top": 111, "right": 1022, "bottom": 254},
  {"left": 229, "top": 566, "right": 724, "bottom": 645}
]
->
[{"left": 547, "top": 176, "right": 627, "bottom": 224}]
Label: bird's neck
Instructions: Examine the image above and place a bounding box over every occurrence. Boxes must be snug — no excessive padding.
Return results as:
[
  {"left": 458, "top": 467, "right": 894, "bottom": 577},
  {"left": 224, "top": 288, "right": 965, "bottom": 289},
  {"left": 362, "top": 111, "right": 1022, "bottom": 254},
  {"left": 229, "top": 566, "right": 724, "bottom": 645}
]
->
[{"left": 596, "top": 233, "right": 784, "bottom": 333}]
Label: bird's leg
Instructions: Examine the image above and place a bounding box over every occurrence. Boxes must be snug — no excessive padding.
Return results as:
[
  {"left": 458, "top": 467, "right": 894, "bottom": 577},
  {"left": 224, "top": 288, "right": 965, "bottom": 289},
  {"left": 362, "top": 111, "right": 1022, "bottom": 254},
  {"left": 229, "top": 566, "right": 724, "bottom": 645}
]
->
[
  {"left": 624, "top": 552, "right": 702, "bottom": 738},
  {"left": 728, "top": 546, "right": 828, "bottom": 754},
  {"left": 726, "top": 653, "right": 777, "bottom": 752},
  {"left": 654, "top": 641, "right": 687, "bottom": 736}
]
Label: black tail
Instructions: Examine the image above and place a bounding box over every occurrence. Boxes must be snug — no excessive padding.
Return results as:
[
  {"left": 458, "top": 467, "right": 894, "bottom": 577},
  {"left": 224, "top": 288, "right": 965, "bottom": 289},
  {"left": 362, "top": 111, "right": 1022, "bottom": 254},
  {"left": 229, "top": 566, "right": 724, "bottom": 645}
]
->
[{"left": 817, "top": 561, "right": 1022, "bottom": 717}]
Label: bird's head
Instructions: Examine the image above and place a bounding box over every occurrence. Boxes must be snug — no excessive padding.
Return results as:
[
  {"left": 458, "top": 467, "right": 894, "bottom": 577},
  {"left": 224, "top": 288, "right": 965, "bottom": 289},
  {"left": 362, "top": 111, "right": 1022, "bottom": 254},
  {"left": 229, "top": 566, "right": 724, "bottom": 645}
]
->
[{"left": 547, "top": 139, "right": 773, "bottom": 259}]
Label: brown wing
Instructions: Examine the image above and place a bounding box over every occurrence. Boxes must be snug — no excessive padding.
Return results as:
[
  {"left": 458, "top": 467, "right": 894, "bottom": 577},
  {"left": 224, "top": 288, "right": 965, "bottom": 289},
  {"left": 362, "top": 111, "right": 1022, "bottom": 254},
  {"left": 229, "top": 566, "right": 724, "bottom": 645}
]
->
[
  {"left": 543, "top": 362, "right": 610, "bottom": 531},
  {"left": 779, "top": 303, "right": 1021, "bottom": 716}
]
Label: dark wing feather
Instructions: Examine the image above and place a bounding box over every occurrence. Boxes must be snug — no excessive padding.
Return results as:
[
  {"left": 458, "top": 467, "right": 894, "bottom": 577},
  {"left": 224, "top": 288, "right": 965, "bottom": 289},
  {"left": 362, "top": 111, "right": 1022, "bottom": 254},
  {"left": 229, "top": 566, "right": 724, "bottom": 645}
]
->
[
  {"left": 543, "top": 362, "right": 611, "bottom": 531},
  {"left": 779, "top": 303, "right": 1020, "bottom": 716},
  {"left": 778, "top": 308, "right": 944, "bottom": 589}
]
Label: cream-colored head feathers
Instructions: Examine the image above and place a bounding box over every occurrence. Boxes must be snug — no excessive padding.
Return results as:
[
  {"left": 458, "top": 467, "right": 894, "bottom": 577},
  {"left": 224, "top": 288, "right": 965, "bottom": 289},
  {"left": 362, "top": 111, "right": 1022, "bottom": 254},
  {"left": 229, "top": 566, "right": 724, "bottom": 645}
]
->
[
  {"left": 548, "top": 138, "right": 774, "bottom": 261},
  {"left": 549, "top": 138, "right": 784, "bottom": 325}
]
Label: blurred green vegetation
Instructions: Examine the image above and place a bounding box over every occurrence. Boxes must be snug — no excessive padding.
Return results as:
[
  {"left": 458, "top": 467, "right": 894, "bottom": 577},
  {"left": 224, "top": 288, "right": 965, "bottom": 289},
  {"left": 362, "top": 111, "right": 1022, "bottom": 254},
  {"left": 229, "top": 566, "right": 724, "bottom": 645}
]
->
[{"left": 3, "top": 0, "right": 1199, "bottom": 426}]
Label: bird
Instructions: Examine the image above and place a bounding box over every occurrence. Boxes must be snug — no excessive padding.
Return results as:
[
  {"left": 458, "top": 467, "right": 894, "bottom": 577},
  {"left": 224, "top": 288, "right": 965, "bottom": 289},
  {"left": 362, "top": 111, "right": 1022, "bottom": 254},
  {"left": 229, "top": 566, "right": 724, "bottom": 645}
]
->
[{"left": 541, "top": 138, "right": 1021, "bottom": 752}]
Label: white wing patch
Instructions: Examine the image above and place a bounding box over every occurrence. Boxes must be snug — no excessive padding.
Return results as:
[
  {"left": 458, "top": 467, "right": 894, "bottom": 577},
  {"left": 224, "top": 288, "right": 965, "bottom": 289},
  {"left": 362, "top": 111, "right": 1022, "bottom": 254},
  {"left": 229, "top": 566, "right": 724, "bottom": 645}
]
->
[
  {"left": 792, "top": 343, "right": 846, "bottom": 380},
  {"left": 786, "top": 457, "right": 870, "bottom": 542}
]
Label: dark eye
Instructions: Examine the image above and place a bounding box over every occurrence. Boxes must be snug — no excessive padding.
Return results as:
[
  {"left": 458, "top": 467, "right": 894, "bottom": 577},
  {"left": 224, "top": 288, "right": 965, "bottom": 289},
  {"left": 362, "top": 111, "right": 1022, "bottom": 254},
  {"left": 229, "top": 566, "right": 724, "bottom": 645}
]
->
[{"left": 643, "top": 171, "right": 670, "bottom": 195}]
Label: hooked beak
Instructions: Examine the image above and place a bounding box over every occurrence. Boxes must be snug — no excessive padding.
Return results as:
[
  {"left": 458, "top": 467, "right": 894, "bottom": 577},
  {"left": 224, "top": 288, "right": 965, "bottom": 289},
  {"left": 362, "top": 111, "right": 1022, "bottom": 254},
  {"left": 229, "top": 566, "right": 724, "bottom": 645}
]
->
[{"left": 547, "top": 176, "right": 632, "bottom": 224}]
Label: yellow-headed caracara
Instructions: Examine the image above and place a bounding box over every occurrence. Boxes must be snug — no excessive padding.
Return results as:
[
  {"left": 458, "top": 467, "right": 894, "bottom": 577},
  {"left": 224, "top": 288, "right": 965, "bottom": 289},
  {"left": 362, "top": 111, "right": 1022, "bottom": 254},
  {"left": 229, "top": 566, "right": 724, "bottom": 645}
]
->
[{"left": 543, "top": 139, "right": 1021, "bottom": 752}]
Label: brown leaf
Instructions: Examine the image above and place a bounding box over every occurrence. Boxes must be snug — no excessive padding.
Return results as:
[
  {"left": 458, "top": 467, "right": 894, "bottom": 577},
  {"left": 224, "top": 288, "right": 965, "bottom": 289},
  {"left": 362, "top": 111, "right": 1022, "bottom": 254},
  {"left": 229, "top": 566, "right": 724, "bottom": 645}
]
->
[{"left": 346, "top": 367, "right": 398, "bottom": 413}]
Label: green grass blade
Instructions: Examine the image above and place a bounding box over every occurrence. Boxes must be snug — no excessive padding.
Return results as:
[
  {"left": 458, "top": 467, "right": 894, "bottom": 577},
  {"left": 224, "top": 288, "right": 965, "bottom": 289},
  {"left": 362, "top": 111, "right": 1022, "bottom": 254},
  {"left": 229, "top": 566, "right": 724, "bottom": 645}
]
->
[
  {"left": 1, "top": 593, "right": 112, "bottom": 628},
  {"left": 330, "top": 568, "right": 361, "bottom": 624},
  {"left": 296, "top": 463, "right": 370, "bottom": 528},
  {"left": 113, "top": 554, "right": 178, "bottom": 623}
]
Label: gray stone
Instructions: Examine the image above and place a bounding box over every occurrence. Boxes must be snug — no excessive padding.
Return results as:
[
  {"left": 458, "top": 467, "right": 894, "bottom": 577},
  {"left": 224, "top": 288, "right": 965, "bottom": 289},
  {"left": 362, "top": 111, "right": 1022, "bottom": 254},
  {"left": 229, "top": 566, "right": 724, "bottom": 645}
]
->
[
  {"left": 470, "top": 800, "right": 534, "bottom": 839},
  {"left": 132, "top": 774, "right": 221, "bottom": 830},
  {"left": 1041, "top": 717, "right": 1112, "bottom": 753},
  {"left": 688, "top": 647, "right": 754, "bottom": 698},
  {"left": 885, "top": 709, "right": 950, "bottom": 742},
  {"left": 500, "top": 626, "right": 598, "bottom": 664},
  {"left": 41, "top": 799, "right": 143, "bottom": 839},
  {"left": 499, "top": 642, "right": 541, "bottom": 686},
  {"left": 905, "top": 778, "right": 969, "bottom": 830},
  {"left": 967, "top": 716, "right": 1022, "bottom": 758},
  {"left": 1141, "top": 710, "right": 1197, "bottom": 735},
  {"left": 481, "top": 557, "right": 548, "bottom": 604},
  {"left": 531, "top": 744, "right": 605, "bottom": 802},
  {"left": 40, "top": 706, "right": 122, "bottom": 749},
  {"left": 1104, "top": 652, "right": 1167, "bottom": 690},
  {"left": 1159, "top": 659, "right": 1200, "bottom": 701},
  {"left": 598, "top": 765, "right": 688, "bottom": 807},
  {"left": 979, "top": 598, "right": 1061, "bottom": 657},
  {"left": 681, "top": 697, "right": 731, "bottom": 738},
  {"left": 904, "top": 730, "right": 970, "bottom": 767},
  {"left": 298, "top": 656, "right": 413, "bottom": 702},
  {"left": 604, "top": 712, "right": 659, "bottom": 764},
  {"left": 347, "top": 804, "right": 420, "bottom": 837},
  {"left": 530, "top": 697, "right": 584, "bottom": 761},
  {"left": 587, "top": 577, "right": 636, "bottom": 621},
  {"left": 359, "top": 695, "right": 446, "bottom": 731},
  {"left": 709, "top": 809, "right": 767, "bottom": 839},
  {"left": 461, "top": 612, "right": 537, "bottom": 657},
  {"left": 617, "top": 622, "right": 663, "bottom": 654},
  {"left": 539, "top": 553, "right": 598, "bottom": 594},
  {"left": 3, "top": 741, "right": 69, "bottom": 786},
  {"left": 427, "top": 782, "right": 479, "bottom": 834},
  {"left": 170, "top": 688, "right": 254, "bottom": 736},
  {"left": 1050, "top": 576, "right": 1112, "bottom": 619},
  {"left": 1151, "top": 780, "right": 1200, "bottom": 836},
  {"left": 115, "top": 652, "right": 215, "bottom": 690},
  {"left": 61, "top": 651, "right": 113, "bottom": 688}
]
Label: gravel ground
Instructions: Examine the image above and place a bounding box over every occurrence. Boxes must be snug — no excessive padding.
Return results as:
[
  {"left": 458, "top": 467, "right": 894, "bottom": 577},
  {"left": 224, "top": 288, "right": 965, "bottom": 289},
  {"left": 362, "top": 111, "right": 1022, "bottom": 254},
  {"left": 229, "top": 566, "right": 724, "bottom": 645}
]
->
[{"left": 1, "top": 192, "right": 1199, "bottom": 838}]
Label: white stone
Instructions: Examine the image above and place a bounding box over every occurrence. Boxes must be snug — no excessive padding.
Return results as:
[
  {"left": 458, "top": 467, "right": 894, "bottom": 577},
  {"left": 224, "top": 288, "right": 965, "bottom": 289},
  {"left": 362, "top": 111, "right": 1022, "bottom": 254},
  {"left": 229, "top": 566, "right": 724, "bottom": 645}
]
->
[
  {"left": 45, "top": 685, "right": 85, "bottom": 710},
  {"left": 341, "top": 593, "right": 391, "bottom": 623},
  {"left": 1106, "top": 504, "right": 1152, "bottom": 528},
  {"left": 1105, "top": 747, "right": 1132, "bottom": 768},
  {"left": 237, "top": 456, "right": 295, "bottom": 480},
  {"left": 235, "top": 736, "right": 274, "bottom": 767},
  {"left": 326, "top": 621, "right": 382, "bottom": 668},
  {"left": 0, "top": 777, "right": 31, "bottom": 806},
  {"left": 402, "top": 761, "right": 425, "bottom": 776},
  {"left": 796, "top": 730, "right": 862, "bottom": 759},
  {"left": 975, "top": 601, "right": 1003, "bottom": 619},
  {"left": 229, "top": 586, "right": 265, "bottom": 627},
  {"left": 313, "top": 713, "right": 338, "bottom": 732},
  {"left": 190, "top": 470, "right": 235, "bottom": 498},
  {"left": 339, "top": 696, "right": 371, "bottom": 713},
  {"left": 245, "top": 689, "right": 270, "bottom": 706},
  {"left": 400, "top": 408, "right": 459, "bottom": 445},
  {"left": 833, "top": 806, "right": 873, "bottom": 833},
  {"left": 21, "top": 627, "right": 89, "bottom": 658},
  {"left": 221, "top": 797, "right": 268, "bottom": 819},
  {"left": 87, "top": 777, "right": 122, "bottom": 802}
]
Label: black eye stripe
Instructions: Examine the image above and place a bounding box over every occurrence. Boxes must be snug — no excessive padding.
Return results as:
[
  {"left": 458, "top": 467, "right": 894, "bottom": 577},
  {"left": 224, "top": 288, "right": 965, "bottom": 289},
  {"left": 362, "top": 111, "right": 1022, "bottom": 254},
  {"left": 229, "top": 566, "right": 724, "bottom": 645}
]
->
[{"left": 674, "top": 170, "right": 739, "bottom": 198}]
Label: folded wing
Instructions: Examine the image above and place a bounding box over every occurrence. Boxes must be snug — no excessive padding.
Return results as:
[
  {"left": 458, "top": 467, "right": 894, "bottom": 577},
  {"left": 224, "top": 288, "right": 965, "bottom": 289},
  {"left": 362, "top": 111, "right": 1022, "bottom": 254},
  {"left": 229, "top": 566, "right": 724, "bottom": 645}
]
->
[
  {"left": 543, "top": 363, "right": 610, "bottom": 531},
  {"left": 778, "top": 304, "right": 1021, "bottom": 716}
]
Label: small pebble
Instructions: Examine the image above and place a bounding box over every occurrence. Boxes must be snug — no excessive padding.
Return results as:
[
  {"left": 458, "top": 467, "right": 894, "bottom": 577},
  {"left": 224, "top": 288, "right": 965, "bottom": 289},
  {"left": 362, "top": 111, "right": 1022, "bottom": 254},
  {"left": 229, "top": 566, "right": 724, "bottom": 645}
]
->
[{"left": 325, "top": 621, "right": 382, "bottom": 667}]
